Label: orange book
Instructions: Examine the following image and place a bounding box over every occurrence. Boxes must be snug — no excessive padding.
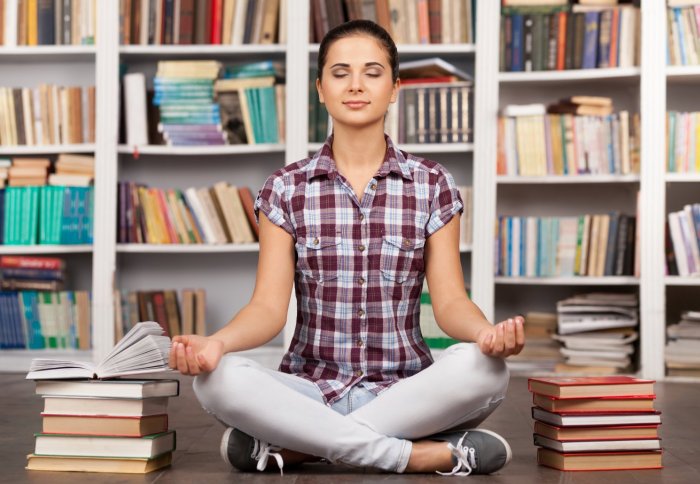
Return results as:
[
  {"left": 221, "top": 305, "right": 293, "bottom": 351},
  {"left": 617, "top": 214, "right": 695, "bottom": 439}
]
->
[
  {"left": 416, "top": 0, "right": 430, "bottom": 44},
  {"left": 537, "top": 448, "right": 662, "bottom": 471},
  {"left": 609, "top": 7, "right": 620, "bottom": 67},
  {"left": 556, "top": 11, "right": 567, "bottom": 70},
  {"left": 528, "top": 376, "right": 655, "bottom": 399},
  {"left": 534, "top": 421, "right": 660, "bottom": 442},
  {"left": 42, "top": 414, "right": 168, "bottom": 437},
  {"left": 238, "top": 186, "right": 259, "bottom": 239},
  {"left": 532, "top": 393, "right": 656, "bottom": 413}
]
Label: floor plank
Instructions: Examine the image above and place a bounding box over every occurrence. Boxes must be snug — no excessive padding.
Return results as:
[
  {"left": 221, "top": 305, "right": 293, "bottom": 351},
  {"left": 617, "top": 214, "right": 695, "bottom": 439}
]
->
[{"left": 3, "top": 372, "right": 699, "bottom": 483}]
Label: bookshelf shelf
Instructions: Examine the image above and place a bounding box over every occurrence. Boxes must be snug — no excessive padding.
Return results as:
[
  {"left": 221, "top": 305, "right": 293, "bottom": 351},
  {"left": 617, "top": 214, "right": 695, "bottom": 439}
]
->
[
  {"left": 308, "top": 43, "right": 476, "bottom": 55},
  {"left": 0, "top": 245, "right": 93, "bottom": 255},
  {"left": 119, "top": 44, "right": 286, "bottom": 58},
  {"left": 0, "top": 46, "right": 96, "bottom": 62},
  {"left": 497, "top": 175, "right": 641, "bottom": 184},
  {"left": 307, "top": 143, "right": 474, "bottom": 154},
  {"left": 116, "top": 244, "right": 260, "bottom": 253},
  {"left": 494, "top": 276, "right": 640, "bottom": 286},
  {"left": 666, "top": 65, "right": 700, "bottom": 83},
  {"left": 0, "top": 144, "right": 96, "bottom": 155},
  {"left": 0, "top": 349, "right": 93, "bottom": 372},
  {"left": 117, "top": 144, "right": 285, "bottom": 156},
  {"left": 498, "top": 67, "right": 641, "bottom": 84},
  {"left": 665, "top": 173, "right": 700, "bottom": 183},
  {"left": 665, "top": 276, "right": 700, "bottom": 287}
]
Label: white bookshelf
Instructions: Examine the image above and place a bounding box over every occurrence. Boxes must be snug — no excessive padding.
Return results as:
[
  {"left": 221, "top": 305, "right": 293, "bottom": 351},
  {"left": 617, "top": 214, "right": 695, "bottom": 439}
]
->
[
  {"left": 116, "top": 244, "right": 260, "bottom": 253},
  {"left": 1, "top": 0, "right": 691, "bottom": 381},
  {"left": 0, "top": 144, "right": 95, "bottom": 155},
  {"left": 497, "top": 175, "right": 641, "bottom": 184},
  {"left": 0, "top": 245, "right": 93, "bottom": 255},
  {"left": 117, "top": 144, "right": 285, "bottom": 156},
  {"left": 498, "top": 67, "right": 641, "bottom": 84}
]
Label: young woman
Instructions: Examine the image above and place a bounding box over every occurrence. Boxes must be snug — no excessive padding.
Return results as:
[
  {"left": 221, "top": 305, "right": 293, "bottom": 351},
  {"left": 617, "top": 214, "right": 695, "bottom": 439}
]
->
[{"left": 169, "top": 20, "right": 525, "bottom": 476}]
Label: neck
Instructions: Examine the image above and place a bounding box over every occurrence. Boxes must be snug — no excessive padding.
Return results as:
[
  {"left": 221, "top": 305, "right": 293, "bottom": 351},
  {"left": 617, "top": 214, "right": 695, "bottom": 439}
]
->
[{"left": 331, "top": 123, "right": 387, "bottom": 173}]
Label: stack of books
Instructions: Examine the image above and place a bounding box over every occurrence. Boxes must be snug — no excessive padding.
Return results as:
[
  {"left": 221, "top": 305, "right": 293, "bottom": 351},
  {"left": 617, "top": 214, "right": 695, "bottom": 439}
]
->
[
  {"left": 529, "top": 376, "right": 663, "bottom": 471},
  {"left": 25, "top": 322, "right": 179, "bottom": 474},
  {"left": 554, "top": 293, "right": 639, "bottom": 374},
  {"left": 665, "top": 310, "right": 700, "bottom": 377},
  {"left": 507, "top": 311, "right": 561, "bottom": 373},
  {"left": 666, "top": 203, "right": 700, "bottom": 277}
]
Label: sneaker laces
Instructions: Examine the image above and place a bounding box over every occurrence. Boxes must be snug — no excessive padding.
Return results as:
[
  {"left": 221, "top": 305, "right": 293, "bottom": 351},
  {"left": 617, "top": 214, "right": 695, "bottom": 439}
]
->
[
  {"left": 252, "top": 439, "right": 285, "bottom": 475},
  {"left": 437, "top": 432, "right": 477, "bottom": 476}
]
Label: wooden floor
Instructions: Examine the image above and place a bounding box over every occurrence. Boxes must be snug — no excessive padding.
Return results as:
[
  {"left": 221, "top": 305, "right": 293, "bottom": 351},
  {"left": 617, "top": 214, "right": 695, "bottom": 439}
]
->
[{"left": 4, "top": 370, "right": 700, "bottom": 483}]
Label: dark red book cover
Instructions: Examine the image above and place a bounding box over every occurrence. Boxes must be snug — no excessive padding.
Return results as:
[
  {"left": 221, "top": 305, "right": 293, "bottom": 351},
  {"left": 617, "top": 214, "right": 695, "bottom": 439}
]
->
[{"left": 210, "top": 0, "right": 222, "bottom": 44}]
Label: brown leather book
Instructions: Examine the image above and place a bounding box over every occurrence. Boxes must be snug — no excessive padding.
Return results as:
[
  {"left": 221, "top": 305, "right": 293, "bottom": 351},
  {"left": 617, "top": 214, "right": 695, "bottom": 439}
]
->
[{"left": 238, "top": 186, "right": 259, "bottom": 239}]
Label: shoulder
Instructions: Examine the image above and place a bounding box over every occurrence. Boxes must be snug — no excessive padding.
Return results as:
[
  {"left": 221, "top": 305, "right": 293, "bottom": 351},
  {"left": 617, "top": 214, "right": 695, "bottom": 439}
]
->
[
  {"left": 400, "top": 151, "right": 454, "bottom": 182},
  {"left": 266, "top": 157, "right": 315, "bottom": 184}
]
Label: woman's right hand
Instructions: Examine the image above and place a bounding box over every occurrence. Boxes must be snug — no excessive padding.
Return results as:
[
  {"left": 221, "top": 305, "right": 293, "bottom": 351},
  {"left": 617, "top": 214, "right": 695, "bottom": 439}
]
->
[{"left": 168, "top": 335, "right": 224, "bottom": 375}]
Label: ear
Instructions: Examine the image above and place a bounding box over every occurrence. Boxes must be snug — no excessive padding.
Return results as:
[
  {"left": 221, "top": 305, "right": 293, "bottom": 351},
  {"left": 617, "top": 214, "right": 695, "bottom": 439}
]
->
[
  {"left": 389, "top": 78, "right": 400, "bottom": 104},
  {"left": 316, "top": 77, "right": 324, "bottom": 104}
]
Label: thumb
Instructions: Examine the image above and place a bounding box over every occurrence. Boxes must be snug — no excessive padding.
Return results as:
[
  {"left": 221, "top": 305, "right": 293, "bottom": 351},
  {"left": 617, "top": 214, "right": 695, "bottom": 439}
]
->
[{"left": 197, "top": 352, "right": 213, "bottom": 372}]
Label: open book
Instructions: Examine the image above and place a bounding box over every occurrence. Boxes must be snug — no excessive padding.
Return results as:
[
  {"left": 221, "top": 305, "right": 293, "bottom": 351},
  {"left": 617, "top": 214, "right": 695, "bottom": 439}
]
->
[{"left": 26, "top": 322, "right": 172, "bottom": 380}]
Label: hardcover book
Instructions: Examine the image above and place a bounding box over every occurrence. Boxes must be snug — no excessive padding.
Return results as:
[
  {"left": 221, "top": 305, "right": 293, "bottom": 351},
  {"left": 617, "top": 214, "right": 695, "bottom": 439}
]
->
[{"left": 528, "top": 376, "right": 655, "bottom": 399}]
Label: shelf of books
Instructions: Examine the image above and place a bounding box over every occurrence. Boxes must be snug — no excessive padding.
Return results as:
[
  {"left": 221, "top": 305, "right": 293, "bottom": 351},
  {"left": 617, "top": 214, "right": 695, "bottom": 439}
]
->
[
  {"left": 308, "top": 43, "right": 477, "bottom": 55},
  {"left": 664, "top": 1, "right": 700, "bottom": 381},
  {"left": 0, "top": 144, "right": 96, "bottom": 155},
  {"left": 0, "top": 245, "right": 93, "bottom": 255},
  {"left": 493, "top": 0, "right": 646, "bottom": 378},
  {"left": 120, "top": 45, "right": 287, "bottom": 57}
]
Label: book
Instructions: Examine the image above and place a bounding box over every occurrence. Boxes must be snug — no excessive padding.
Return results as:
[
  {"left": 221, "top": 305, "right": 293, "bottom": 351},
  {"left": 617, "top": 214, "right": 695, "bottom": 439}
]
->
[
  {"left": 42, "top": 396, "right": 169, "bottom": 417},
  {"left": 26, "top": 321, "right": 171, "bottom": 380},
  {"left": 42, "top": 414, "right": 169, "bottom": 437},
  {"left": 398, "top": 57, "right": 473, "bottom": 82},
  {"left": 532, "top": 407, "right": 662, "bottom": 427},
  {"left": 532, "top": 393, "right": 655, "bottom": 413},
  {"left": 534, "top": 421, "right": 660, "bottom": 441},
  {"left": 537, "top": 448, "right": 663, "bottom": 471},
  {"left": 534, "top": 434, "right": 661, "bottom": 453},
  {"left": 33, "top": 431, "right": 175, "bottom": 458},
  {"left": 26, "top": 452, "right": 172, "bottom": 474},
  {"left": 528, "top": 376, "right": 654, "bottom": 398},
  {"left": 34, "top": 379, "right": 179, "bottom": 399}
]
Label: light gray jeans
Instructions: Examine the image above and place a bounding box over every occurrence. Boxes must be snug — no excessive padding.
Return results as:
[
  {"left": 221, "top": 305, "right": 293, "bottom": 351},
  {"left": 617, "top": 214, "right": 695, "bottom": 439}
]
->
[{"left": 193, "top": 342, "right": 509, "bottom": 473}]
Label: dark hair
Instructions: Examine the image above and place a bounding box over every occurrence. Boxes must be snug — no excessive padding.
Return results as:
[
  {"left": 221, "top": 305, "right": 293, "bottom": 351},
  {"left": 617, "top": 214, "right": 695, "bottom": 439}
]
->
[{"left": 317, "top": 20, "right": 399, "bottom": 83}]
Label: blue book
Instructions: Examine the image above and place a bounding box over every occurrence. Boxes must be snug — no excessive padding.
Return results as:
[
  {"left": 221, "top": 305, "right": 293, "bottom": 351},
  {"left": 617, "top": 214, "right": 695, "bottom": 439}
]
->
[
  {"left": 0, "top": 189, "right": 4, "bottom": 244},
  {"left": 582, "top": 11, "right": 600, "bottom": 69},
  {"left": 511, "top": 14, "right": 525, "bottom": 72},
  {"left": 21, "top": 291, "right": 44, "bottom": 349},
  {"left": 674, "top": 8, "right": 687, "bottom": 65}
]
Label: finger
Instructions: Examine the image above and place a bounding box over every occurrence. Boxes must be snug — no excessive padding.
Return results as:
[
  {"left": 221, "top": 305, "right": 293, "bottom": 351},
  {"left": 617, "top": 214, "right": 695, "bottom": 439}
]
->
[
  {"left": 495, "top": 323, "right": 506, "bottom": 356},
  {"left": 176, "top": 342, "right": 190, "bottom": 375},
  {"left": 197, "top": 352, "right": 212, "bottom": 372},
  {"left": 185, "top": 346, "right": 201, "bottom": 376},
  {"left": 481, "top": 333, "right": 493, "bottom": 355},
  {"left": 168, "top": 343, "right": 178, "bottom": 369},
  {"left": 504, "top": 318, "right": 517, "bottom": 353},
  {"left": 514, "top": 317, "right": 525, "bottom": 354}
]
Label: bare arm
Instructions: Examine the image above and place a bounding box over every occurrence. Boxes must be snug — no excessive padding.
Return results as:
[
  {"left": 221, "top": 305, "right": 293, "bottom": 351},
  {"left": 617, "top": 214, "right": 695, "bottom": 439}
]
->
[
  {"left": 169, "top": 212, "right": 295, "bottom": 374},
  {"left": 424, "top": 216, "right": 524, "bottom": 357},
  {"left": 208, "top": 212, "right": 295, "bottom": 353}
]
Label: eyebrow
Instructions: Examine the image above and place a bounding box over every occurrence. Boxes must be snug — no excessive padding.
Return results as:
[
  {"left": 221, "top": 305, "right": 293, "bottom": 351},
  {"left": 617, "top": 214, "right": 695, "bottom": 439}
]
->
[{"left": 330, "top": 62, "right": 385, "bottom": 69}]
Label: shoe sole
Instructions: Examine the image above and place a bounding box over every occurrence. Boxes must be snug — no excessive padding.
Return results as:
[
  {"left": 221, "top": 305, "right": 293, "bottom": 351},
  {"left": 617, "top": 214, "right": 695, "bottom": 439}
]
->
[
  {"left": 466, "top": 428, "right": 513, "bottom": 469},
  {"left": 220, "top": 427, "right": 235, "bottom": 467}
]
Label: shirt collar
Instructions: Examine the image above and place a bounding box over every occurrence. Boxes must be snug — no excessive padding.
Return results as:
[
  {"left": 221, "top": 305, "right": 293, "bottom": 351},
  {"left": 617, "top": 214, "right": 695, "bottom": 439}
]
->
[{"left": 307, "top": 134, "right": 413, "bottom": 182}]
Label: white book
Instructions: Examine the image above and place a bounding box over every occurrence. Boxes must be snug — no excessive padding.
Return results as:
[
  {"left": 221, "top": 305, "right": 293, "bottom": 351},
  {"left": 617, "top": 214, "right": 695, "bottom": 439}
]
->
[
  {"left": 534, "top": 435, "right": 661, "bottom": 453},
  {"left": 43, "top": 396, "right": 170, "bottom": 417},
  {"left": 669, "top": 211, "right": 690, "bottom": 276},
  {"left": 34, "top": 431, "right": 175, "bottom": 459},
  {"left": 124, "top": 73, "right": 149, "bottom": 146},
  {"left": 4, "top": 0, "right": 18, "bottom": 47},
  {"left": 184, "top": 188, "right": 217, "bottom": 244},
  {"left": 277, "top": 0, "right": 287, "bottom": 44},
  {"left": 231, "top": 0, "right": 247, "bottom": 45},
  {"left": 26, "top": 322, "right": 171, "bottom": 380},
  {"left": 228, "top": 185, "right": 255, "bottom": 243},
  {"left": 503, "top": 104, "right": 547, "bottom": 118},
  {"left": 197, "top": 187, "right": 230, "bottom": 244},
  {"left": 140, "top": 0, "right": 150, "bottom": 44},
  {"left": 532, "top": 407, "right": 662, "bottom": 427}
]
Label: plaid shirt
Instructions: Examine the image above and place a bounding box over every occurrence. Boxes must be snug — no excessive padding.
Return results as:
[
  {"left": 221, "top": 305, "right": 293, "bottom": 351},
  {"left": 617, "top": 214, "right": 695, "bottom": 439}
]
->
[{"left": 254, "top": 135, "right": 463, "bottom": 406}]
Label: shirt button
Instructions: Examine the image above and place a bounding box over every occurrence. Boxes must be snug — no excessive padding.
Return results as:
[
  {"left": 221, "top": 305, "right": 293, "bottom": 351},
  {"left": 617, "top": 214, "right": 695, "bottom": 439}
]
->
[
  {"left": 403, "top": 239, "right": 411, "bottom": 247},
  {"left": 358, "top": 277, "right": 365, "bottom": 285},
  {"left": 313, "top": 237, "right": 319, "bottom": 245},
  {"left": 370, "top": 183, "right": 377, "bottom": 190},
  {"left": 358, "top": 244, "right": 365, "bottom": 252},
  {"left": 357, "top": 340, "right": 364, "bottom": 347},
  {"left": 355, "top": 370, "right": 364, "bottom": 377},
  {"left": 357, "top": 309, "right": 365, "bottom": 317},
  {"left": 359, "top": 213, "right": 365, "bottom": 221}
]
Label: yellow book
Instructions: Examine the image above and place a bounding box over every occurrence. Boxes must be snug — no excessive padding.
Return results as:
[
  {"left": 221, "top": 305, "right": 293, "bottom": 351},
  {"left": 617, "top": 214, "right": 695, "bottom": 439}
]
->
[
  {"left": 27, "top": 0, "right": 38, "bottom": 45},
  {"left": 26, "top": 453, "right": 172, "bottom": 474}
]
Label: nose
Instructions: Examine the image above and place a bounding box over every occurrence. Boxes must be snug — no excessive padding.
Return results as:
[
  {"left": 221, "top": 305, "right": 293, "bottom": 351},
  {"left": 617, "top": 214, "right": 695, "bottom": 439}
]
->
[{"left": 349, "top": 73, "right": 364, "bottom": 93}]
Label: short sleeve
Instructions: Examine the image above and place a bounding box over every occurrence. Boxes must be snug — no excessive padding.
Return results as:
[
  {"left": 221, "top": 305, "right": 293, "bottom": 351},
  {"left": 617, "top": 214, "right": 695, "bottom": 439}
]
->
[
  {"left": 254, "top": 173, "right": 295, "bottom": 237},
  {"left": 425, "top": 167, "right": 464, "bottom": 238}
]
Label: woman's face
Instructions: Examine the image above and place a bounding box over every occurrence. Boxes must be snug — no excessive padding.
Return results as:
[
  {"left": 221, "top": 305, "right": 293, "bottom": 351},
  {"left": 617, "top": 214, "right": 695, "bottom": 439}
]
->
[{"left": 317, "top": 35, "right": 399, "bottom": 132}]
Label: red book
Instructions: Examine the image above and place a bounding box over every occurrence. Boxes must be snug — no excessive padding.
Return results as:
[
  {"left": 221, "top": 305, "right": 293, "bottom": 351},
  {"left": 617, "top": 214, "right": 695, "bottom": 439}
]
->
[
  {"left": 537, "top": 448, "right": 663, "bottom": 471},
  {"left": 534, "top": 421, "right": 660, "bottom": 442},
  {"left": 556, "top": 11, "right": 567, "bottom": 70},
  {"left": 0, "top": 256, "right": 65, "bottom": 271},
  {"left": 151, "top": 292, "right": 171, "bottom": 337},
  {"left": 608, "top": 7, "right": 620, "bottom": 67},
  {"left": 528, "top": 376, "right": 655, "bottom": 399},
  {"left": 238, "top": 187, "right": 259, "bottom": 240},
  {"left": 210, "top": 0, "right": 222, "bottom": 44}
]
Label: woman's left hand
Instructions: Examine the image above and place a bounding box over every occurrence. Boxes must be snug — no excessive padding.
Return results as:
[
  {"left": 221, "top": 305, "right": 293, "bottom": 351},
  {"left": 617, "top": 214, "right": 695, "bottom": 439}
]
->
[{"left": 476, "top": 316, "right": 525, "bottom": 358}]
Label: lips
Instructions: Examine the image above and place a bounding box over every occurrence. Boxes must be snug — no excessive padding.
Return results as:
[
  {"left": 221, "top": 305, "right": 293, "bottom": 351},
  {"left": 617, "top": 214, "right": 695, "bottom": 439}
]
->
[{"left": 343, "top": 101, "right": 369, "bottom": 108}]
